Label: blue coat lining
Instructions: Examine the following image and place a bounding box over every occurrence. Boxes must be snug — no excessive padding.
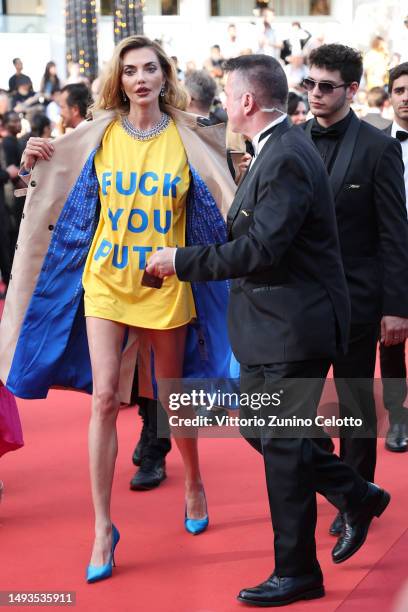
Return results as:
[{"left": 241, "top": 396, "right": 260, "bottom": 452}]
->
[{"left": 7, "top": 150, "right": 234, "bottom": 399}]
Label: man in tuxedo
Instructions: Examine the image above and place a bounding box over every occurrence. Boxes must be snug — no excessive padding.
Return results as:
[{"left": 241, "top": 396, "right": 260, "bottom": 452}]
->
[
  {"left": 146, "top": 55, "right": 390, "bottom": 607},
  {"left": 303, "top": 44, "right": 408, "bottom": 536},
  {"left": 380, "top": 62, "right": 408, "bottom": 452}
]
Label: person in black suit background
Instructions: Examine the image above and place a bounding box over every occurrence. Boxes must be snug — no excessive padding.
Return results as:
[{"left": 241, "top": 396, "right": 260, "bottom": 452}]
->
[
  {"left": 146, "top": 55, "right": 390, "bottom": 608},
  {"left": 380, "top": 62, "right": 408, "bottom": 452},
  {"left": 303, "top": 44, "right": 408, "bottom": 537}
]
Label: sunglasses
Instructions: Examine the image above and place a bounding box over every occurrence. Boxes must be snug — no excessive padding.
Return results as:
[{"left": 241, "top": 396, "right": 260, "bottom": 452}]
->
[{"left": 302, "top": 77, "right": 350, "bottom": 94}]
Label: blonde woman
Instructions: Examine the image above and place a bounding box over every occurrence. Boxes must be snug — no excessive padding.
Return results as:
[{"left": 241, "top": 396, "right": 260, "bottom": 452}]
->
[{"left": 0, "top": 36, "right": 235, "bottom": 582}]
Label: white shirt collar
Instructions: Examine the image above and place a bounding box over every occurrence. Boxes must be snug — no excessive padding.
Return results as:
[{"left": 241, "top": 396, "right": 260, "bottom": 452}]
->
[
  {"left": 391, "top": 120, "right": 408, "bottom": 138},
  {"left": 251, "top": 113, "right": 288, "bottom": 157}
]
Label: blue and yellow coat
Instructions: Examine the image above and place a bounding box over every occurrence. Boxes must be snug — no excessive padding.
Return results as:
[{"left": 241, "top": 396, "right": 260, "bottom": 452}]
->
[{"left": 0, "top": 107, "right": 237, "bottom": 402}]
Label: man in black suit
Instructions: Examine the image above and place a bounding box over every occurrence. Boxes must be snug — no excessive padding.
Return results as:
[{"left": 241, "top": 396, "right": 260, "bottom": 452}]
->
[
  {"left": 303, "top": 44, "right": 408, "bottom": 536},
  {"left": 380, "top": 62, "right": 408, "bottom": 452},
  {"left": 146, "top": 55, "right": 390, "bottom": 607}
]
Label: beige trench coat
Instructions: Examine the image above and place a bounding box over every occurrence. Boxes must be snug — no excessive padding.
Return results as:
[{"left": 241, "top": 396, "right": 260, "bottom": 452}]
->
[{"left": 0, "top": 107, "right": 236, "bottom": 402}]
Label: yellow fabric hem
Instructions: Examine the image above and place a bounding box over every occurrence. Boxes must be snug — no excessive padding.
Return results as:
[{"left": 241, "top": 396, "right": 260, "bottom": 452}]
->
[{"left": 84, "top": 310, "right": 195, "bottom": 330}]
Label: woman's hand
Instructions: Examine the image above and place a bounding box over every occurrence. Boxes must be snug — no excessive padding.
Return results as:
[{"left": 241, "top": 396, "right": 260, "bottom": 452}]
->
[
  {"left": 235, "top": 152, "right": 252, "bottom": 184},
  {"left": 22, "top": 137, "right": 55, "bottom": 171}
]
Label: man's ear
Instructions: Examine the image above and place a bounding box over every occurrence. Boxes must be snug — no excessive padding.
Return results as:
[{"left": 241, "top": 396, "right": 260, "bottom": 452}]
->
[
  {"left": 347, "top": 81, "right": 360, "bottom": 100},
  {"left": 242, "top": 92, "right": 256, "bottom": 115}
]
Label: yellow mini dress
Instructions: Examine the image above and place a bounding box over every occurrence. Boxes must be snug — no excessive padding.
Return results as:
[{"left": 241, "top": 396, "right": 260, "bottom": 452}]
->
[{"left": 82, "top": 118, "right": 196, "bottom": 329}]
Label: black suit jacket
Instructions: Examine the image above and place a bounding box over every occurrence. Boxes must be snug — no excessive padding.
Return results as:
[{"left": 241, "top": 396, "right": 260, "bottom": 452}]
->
[
  {"left": 176, "top": 120, "right": 350, "bottom": 365},
  {"left": 305, "top": 112, "right": 408, "bottom": 323}
]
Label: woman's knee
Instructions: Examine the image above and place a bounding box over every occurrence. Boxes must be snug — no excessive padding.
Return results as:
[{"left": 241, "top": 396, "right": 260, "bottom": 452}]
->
[{"left": 92, "top": 387, "right": 120, "bottom": 419}]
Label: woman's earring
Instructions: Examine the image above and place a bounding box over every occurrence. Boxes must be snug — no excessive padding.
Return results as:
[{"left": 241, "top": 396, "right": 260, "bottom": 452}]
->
[
  {"left": 122, "top": 90, "right": 127, "bottom": 102},
  {"left": 160, "top": 84, "right": 166, "bottom": 97}
]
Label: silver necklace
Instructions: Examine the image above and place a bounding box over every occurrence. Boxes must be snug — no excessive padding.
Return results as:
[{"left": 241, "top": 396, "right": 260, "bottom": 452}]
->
[{"left": 121, "top": 112, "right": 170, "bottom": 141}]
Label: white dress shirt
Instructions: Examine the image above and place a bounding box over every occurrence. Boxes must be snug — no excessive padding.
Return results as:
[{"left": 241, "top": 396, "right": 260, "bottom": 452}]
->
[
  {"left": 391, "top": 120, "right": 408, "bottom": 215},
  {"left": 249, "top": 113, "right": 288, "bottom": 170}
]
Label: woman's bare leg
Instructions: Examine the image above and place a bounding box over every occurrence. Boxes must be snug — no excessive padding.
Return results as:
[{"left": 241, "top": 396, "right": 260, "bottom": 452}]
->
[
  {"left": 150, "top": 326, "right": 207, "bottom": 519},
  {"left": 86, "top": 316, "right": 126, "bottom": 566}
]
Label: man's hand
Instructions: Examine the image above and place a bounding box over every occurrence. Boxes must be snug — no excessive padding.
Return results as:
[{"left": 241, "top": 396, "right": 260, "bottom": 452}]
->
[
  {"left": 145, "top": 247, "right": 177, "bottom": 278},
  {"left": 381, "top": 315, "right": 408, "bottom": 346},
  {"left": 22, "top": 137, "right": 55, "bottom": 170}
]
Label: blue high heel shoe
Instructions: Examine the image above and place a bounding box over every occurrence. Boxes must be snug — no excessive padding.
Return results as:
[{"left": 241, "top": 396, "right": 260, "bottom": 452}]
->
[
  {"left": 86, "top": 524, "right": 120, "bottom": 583},
  {"left": 184, "top": 493, "right": 209, "bottom": 535}
]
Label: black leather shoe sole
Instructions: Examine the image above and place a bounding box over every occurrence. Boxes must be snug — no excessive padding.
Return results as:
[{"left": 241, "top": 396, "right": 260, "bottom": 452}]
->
[
  {"left": 332, "top": 490, "right": 391, "bottom": 564},
  {"left": 237, "top": 586, "right": 325, "bottom": 607},
  {"left": 130, "top": 472, "right": 166, "bottom": 491}
]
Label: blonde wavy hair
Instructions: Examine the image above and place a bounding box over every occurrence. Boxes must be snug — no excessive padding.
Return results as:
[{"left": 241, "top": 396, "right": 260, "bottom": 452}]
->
[{"left": 94, "top": 35, "right": 188, "bottom": 113}]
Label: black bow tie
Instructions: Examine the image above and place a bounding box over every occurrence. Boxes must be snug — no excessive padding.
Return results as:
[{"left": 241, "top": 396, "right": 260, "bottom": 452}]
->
[
  {"left": 246, "top": 125, "right": 278, "bottom": 158},
  {"left": 311, "top": 124, "right": 340, "bottom": 138},
  {"left": 396, "top": 130, "right": 408, "bottom": 142},
  {"left": 245, "top": 139, "right": 255, "bottom": 157}
]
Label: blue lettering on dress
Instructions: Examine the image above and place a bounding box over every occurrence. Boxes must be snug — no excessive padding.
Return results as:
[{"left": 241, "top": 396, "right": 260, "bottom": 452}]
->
[
  {"left": 102, "top": 172, "right": 112, "bottom": 196},
  {"left": 153, "top": 209, "right": 172, "bottom": 234},
  {"left": 128, "top": 209, "right": 148, "bottom": 233},
  {"left": 112, "top": 245, "right": 129, "bottom": 269},
  {"left": 94, "top": 238, "right": 112, "bottom": 260},
  {"left": 139, "top": 172, "right": 159, "bottom": 196},
  {"left": 116, "top": 171, "right": 137, "bottom": 196},
  {"left": 133, "top": 246, "right": 153, "bottom": 270},
  {"left": 108, "top": 208, "right": 124, "bottom": 231},
  {"left": 163, "top": 173, "right": 181, "bottom": 197}
]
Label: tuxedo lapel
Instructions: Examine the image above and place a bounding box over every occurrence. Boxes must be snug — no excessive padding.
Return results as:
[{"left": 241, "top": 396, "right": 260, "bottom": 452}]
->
[
  {"left": 227, "top": 119, "right": 291, "bottom": 233},
  {"left": 305, "top": 113, "right": 361, "bottom": 202},
  {"left": 329, "top": 112, "right": 360, "bottom": 200}
]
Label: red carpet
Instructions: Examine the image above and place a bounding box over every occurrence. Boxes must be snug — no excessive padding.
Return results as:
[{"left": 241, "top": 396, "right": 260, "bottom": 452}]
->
[{"left": 1, "top": 387, "right": 407, "bottom": 612}]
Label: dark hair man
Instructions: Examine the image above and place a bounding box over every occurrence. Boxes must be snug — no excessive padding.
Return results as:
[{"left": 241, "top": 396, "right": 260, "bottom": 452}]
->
[
  {"left": 146, "top": 54, "right": 390, "bottom": 607},
  {"left": 59, "top": 83, "right": 91, "bottom": 129},
  {"left": 363, "top": 86, "right": 391, "bottom": 129},
  {"left": 379, "top": 62, "right": 408, "bottom": 452},
  {"left": 303, "top": 44, "right": 408, "bottom": 535},
  {"left": 8, "top": 58, "right": 33, "bottom": 96}
]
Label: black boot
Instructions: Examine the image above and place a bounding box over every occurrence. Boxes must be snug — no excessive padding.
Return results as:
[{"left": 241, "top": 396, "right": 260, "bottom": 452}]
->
[
  {"left": 130, "top": 456, "right": 167, "bottom": 491},
  {"left": 385, "top": 423, "right": 408, "bottom": 452}
]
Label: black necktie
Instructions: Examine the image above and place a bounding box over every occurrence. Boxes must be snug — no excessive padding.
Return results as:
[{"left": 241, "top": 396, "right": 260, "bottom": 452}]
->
[{"left": 396, "top": 130, "right": 408, "bottom": 142}]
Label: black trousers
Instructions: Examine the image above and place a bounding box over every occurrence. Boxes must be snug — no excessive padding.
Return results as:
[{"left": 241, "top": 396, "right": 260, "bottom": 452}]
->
[
  {"left": 240, "top": 359, "right": 367, "bottom": 577},
  {"left": 379, "top": 341, "right": 407, "bottom": 424},
  {"left": 332, "top": 323, "right": 379, "bottom": 483},
  {"left": 137, "top": 397, "right": 171, "bottom": 461}
]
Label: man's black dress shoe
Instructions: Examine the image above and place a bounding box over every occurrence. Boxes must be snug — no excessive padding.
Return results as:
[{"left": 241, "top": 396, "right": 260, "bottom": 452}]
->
[
  {"left": 329, "top": 512, "right": 344, "bottom": 536},
  {"left": 132, "top": 440, "right": 142, "bottom": 466},
  {"left": 130, "top": 457, "right": 166, "bottom": 491},
  {"left": 237, "top": 572, "right": 324, "bottom": 607},
  {"left": 332, "top": 482, "right": 391, "bottom": 564},
  {"left": 385, "top": 423, "right": 408, "bottom": 452}
]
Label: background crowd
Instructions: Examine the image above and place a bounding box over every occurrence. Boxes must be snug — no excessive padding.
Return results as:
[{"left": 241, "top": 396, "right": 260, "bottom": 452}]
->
[{"left": 0, "top": 6, "right": 407, "bottom": 299}]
